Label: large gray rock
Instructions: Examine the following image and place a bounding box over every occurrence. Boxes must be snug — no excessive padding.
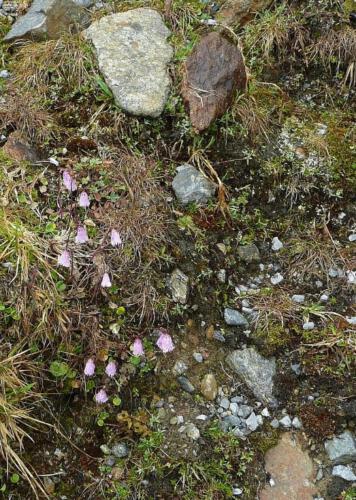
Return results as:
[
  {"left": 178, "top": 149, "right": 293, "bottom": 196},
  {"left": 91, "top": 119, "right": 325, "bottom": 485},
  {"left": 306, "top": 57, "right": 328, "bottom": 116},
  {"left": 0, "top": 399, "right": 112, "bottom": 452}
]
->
[
  {"left": 172, "top": 164, "right": 215, "bottom": 205},
  {"left": 226, "top": 347, "right": 277, "bottom": 405},
  {"left": 168, "top": 268, "right": 189, "bottom": 304},
  {"left": 85, "top": 9, "right": 172, "bottom": 117},
  {"left": 224, "top": 308, "right": 249, "bottom": 326},
  {"left": 325, "top": 431, "right": 356, "bottom": 464},
  {"left": 4, "top": 0, "right": 91, "bottom": 42}
]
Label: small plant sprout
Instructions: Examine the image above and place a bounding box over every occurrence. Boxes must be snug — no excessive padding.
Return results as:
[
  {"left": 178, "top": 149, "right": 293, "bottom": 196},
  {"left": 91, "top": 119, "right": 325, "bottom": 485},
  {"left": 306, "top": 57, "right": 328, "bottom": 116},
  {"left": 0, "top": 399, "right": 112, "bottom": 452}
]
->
[
  {"left": 132, "top": 338, "right": 144, "bottom": 356},
  {"left": 111, "top": 228, "right": 122, "bottom": 247},
  {"left": 62, "top": 170, "right": 77, "bottom": 192},
  {"left": 57, "top": 249, "right": 71, "bottom": 268},
  {"left": 156, "top": 330, "right": 175, "bottom": 353},
  {"left": 101, "top": 272, "right": 112, "bottom": 288},
  {"left": 75, "top": 226, "right": 89, "bottom": 244},
  {"left": 79, "top": 191, "right": 90, "bottom": 208},
  {"left": 95, "top": 389, "right": 108, "bottom": 404},
  {"left": 105, "top": 361, "right": 117, "bottom": 378},
  {"left": 84, "top": 358, "right": 95, "bottom": 376}
]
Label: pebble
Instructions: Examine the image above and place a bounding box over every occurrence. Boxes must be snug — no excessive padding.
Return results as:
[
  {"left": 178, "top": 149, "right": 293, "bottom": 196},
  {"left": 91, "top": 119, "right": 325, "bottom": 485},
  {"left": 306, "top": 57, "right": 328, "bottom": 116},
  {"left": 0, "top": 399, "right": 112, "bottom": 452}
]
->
[
  {"left": 349, "top": 233, "right": 356, "bottom": 242},
  {"left": 220, "top": 397, "right": 230, "bottom": 409},
  {"left": 105, "top": 455, "right": 116, "bottom": 466},
  {"left": 112, "top": 443, "right": 129, "bottom": 458},
  {"left": 346, "top": 316, "right": 356, "bottom": 325},
  {"left": 332, "top": 465, "right": 356, "bottom": 481},
  {"left": 230, "top": 403, "right": 238, "bottom": 415},
  {"left": 347, "top": 270, "right": 356, "bottom": 284},
  {"left": 279, "top": 415, "right": 292, "bottom": 428},
  {"left": 200, "top": 373, "right": 218, "bottom": 401},
  {"left": 173, "top": 360, "right": 188, "bottom": 375},
  {"left": 237, "top": 405, "right": 252, "bottom": 418},
  {"left": 292, "top": 416, "right": 303, "bottom": 429},
  {"left": 303, "top": 321, "right": 315, "bottom": 330},
  {"left": 193, "top": 352, "right": 203, "bottom": 363},
  {"left": 271, "top": 273, "right": 284, "bottom": 285},
  {"left": 316, "top": 468, "right": 323, "bottom": 481},
  {"left": 217, "top": 269, "right": 226, "bottom": 283},
  {"left": 320, "top": 294, "right": 329, "bottom": 302},
  {"left": 291, "top": 363, "right": 302, "bottom": 375},
  {"left": 271, "top": 237, "right": 283, "bottom": 251},
  {"left": 177, "top": 376, "right": 196, "bottom": 394},
  {"left": 261, "top": 408, "right": 270, "bottom": 418},
  {"left": 246, "top": 412, "right": 259, "bottom": 431},
  {"left": 213, "top": 330, "right": 226, "bottom": 342},
  {"left": 224, "top": 308, "right": 249, "bottom": 326},
  {"left": 100, "top": 444, "right": 111, "bottom": 455},
  {"left": 185, "top": 423, "right": 200, "bottom": 440},
  {"left": 0, "top": 69, "right": 10, "bottom": 78},
  {"left": 196, "top": 414, "right": 208, "bottom": 421},
  {"left": 232, "top": 487, "right": 243, "bottom": 496},
  {"left": 292, "top": 294, "right": 305, "bottom": 303}
]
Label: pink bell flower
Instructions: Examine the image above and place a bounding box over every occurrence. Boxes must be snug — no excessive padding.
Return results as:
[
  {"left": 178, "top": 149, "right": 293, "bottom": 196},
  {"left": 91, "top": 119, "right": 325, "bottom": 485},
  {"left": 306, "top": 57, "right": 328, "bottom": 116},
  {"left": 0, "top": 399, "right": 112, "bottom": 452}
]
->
[
  {"left": 95, "top": 389, "right": 108, "bottom": 404},
  {"left": 75, "top": 226, "right": 89, "bottom": 244},
  {"left": 101, "top": 273, "right": 112, "bottom": 288},
  {"left": 156, "top": 331, "right": 174, "bottom": 353},
  {"left": 63, "top": 170, "right": 77, "bottom": 192},
  {"left": 110, "top": 229, "right": 122, "bottom": 247},
  {"left": 79, "top": 191, "right": 90, "bottom": 208},
  {"left": 132, "top": 338, "right": 144, "bottom": 356},
  {"left": 57, "top": 250, "right": 71, "bottom": 268},
  {"left": 105, "top": 361, "right": 117, "bottom": 378},
  {"left": 84, "top": 358, "right": 95, "bottom": 376}
]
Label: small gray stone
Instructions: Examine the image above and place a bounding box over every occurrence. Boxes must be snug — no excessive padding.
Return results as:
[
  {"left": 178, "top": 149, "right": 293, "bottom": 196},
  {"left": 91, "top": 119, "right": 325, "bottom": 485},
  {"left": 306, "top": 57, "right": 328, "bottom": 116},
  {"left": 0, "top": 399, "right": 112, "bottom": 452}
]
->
[
  {"left": 223, "top": 415, "right": 242, "bottom": 429},
  {"left": 332, "top": 465, "right": 356, "bottom": 481},
  {"left": 325, "top": 431, "right": 356, "bottom": 464},
  {"left": 217, "top": 269, "right": 227, "bottom": 283},
  {"left": 292, "top": 416, "right": 303, "bottom": 429},
  {"left": 85, "top": 9, "right": 172, "bottom": 117},
  {"left": 237, "top": 405, "right": 252, "bottom": 419},
  {"left": 111, "top": 443, "right": 129, "bottom": 458},
  {"left": 220, "top": 397, "right": 230, "bottom": 410},
  {"left": 168, "top": 268, "right": 189, "bottom": 304},
  {"left": 271, "top": 273, "right": 284, "bottom": 285},
  {"left": 193, "top": 352, "right": 203, "bottom": 363},
  {"left": 271, "top": 237, "right": 283, "bottom": 251},
  {"left": 172, "top": 164, "right": 215, "bottom": 205},
  {"left": 200, "top": 373, "right": 218, "bottom": 401},
  {"left": 100, "top": 444, "right": 111, "bottom": 455},
  {"left": 279, "top": 415, "right": 292, "bottom": 428},
  {"left": 225, "top": 348, "right": 277, "bottom": 405},
  {"left": 291, "top": 363, "right": 302, "bottom": 375},
  {"left": 0, "top": 69, "right": 10, "bottom": 78},
  {"left": 237, "top": 244, "right": 260, "bottom": 263},
  {"left": 186, "top": 423, "right": 200, "bottom": 440},
  {"left": 303, "top": 321, "right": 315, "bottom": 330},
  {"left": 213, "top": 330, "right": 226, "bottom": 342},
  {"left": 292, "top": 294, "right": 305, "bottom": 303},
  {"left": 178, "top": 376, "right": 195, "bottom": 394},
  {"left": 271, "top": 418, "right": 279, "bottom": 429},
  {"left": 230, "top": 402, "right": 238, "bottom": 415},
  {"left": 172, "top": 360, "right": 188, "bottom": 376},
  {"left": 246, "top": 412, "right": 259, "bottom": 431},
  {"left": 105, "top": 455, "right": 116, "bottom": 466},
  {"left": 232, "top": 487, "right": 243, "bottom": 496},
  {"left": 261, "top": 408, "right": 270, "bottom": 418},
  {"left": 224, "top": 308, "right": 249, "bottom": 327}
]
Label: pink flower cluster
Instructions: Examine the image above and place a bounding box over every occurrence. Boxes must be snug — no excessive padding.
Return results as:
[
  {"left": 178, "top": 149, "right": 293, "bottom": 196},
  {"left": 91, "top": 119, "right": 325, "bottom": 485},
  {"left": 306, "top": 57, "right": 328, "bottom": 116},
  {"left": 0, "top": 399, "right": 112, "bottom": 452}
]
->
[
  {"left": 57, "top": 170, "right": 124, "bottom": 288},
  {"left": 84, "top": 358, "right": 118, "bottom": 405}
]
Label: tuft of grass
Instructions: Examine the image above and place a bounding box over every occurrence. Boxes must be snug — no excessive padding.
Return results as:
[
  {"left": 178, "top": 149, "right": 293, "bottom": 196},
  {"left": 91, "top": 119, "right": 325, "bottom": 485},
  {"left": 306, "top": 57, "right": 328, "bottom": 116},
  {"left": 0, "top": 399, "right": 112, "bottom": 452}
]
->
[{"left": 0, "top": 350, "right": 48, "bottom": 498}]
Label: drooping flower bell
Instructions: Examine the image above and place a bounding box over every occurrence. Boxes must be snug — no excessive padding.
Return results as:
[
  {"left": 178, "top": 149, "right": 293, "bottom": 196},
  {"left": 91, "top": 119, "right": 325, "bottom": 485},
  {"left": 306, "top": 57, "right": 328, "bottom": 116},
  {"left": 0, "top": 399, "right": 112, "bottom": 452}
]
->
[
  {"left": 57, "top": 249, "right": 71, "bottom": 268},
  {"left": 78, "top": 191, "right": 90, "bottom": 208},
  {"left": 156, "top": 330, "right": 174, "bottom": 353},
  {"left": 95, "top": 389, "right": 108, "bottom": 404},
  {"left": 75, "top": 226, "right": 89, "bottom": 244},
  {"left": 101, "top": 272, "right": 112, "bottom": 288},
  {"left": 63, "top": 170, "right": 77, "bottom": 192},
  {"left": 105, "top": 361, "right": 117, "bottom": 378},
  {"left": 110, "top": 229, "right": 122, "bottom": 247},
  {"left": 84, "top": 358, "right": 95, "bottom": 376},
  {"left": 132, "top": 338, "right": 144, "bottom": 356}
]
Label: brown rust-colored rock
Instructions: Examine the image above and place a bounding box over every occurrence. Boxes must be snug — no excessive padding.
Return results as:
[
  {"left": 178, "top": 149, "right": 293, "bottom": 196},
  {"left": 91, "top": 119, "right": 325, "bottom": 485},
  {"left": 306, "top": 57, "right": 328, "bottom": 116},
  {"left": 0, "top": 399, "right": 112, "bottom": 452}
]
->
[
  {"left": 218, "top": 0, "right": 273, "bottom": 26},
  {"left": 3, "top": 132, "right": 39, "bottom": 162},
  {"left": 260, "top": 433, "right": 317, "bottom": 500},
  {"left": 182, "top": 32, "right": 247, "bottom": 132}
]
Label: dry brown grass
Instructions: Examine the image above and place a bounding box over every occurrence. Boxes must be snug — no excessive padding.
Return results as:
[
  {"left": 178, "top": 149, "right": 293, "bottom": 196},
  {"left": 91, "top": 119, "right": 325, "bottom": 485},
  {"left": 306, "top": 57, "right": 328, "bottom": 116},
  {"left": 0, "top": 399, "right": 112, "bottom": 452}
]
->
[
  {"left": 309, "top": 26, "right": 356, "bottom": 87},
  {"left": 0, "top": 350, "right": 48, "bottom": 498},
  {"left": 250, "top": 289, "right": 300, "bottom": 332}
]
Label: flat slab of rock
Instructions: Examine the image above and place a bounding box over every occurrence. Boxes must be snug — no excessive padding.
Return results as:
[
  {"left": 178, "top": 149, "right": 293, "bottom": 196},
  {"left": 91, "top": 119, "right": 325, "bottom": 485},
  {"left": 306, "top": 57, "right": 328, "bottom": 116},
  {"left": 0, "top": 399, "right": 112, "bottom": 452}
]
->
[
  {"left": 168, "top": 268, "right": 189, "bottom": 304},
  {"left": 172, "top": 164, "right": 215, "bottom": 205},
  {"left": 224, "top": 307, "right": 249, "bottom": 326},
  {"left": 325, "top": 431, "right": 356, "bottom": 464},
  {"left": 3, "top": 132, "right": 39, "bottom": 162},
  {"left": 217, "top": 0, "right": 273, "bottom": 26},
  {"left": 85, "top": 9, "right": 172, "bottom": 117},
  {"left": 260, "top": 433, "right": 316, "bottom": 500},
  {"left": 182, "top": 32, "right": 247, "bottom": 131},
  {"left": 4, "top": 0, "right": 90, "bottom": 42},
  {"left": 226, "top": 347, "right": 277, "bottom": 405}
]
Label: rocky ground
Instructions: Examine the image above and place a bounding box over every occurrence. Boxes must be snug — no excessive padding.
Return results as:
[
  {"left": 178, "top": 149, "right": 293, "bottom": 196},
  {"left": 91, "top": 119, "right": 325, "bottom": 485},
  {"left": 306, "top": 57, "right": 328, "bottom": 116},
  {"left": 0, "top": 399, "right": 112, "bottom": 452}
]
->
[{"left": 0, "top": 0, "right": 355, "bottom": 499}]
